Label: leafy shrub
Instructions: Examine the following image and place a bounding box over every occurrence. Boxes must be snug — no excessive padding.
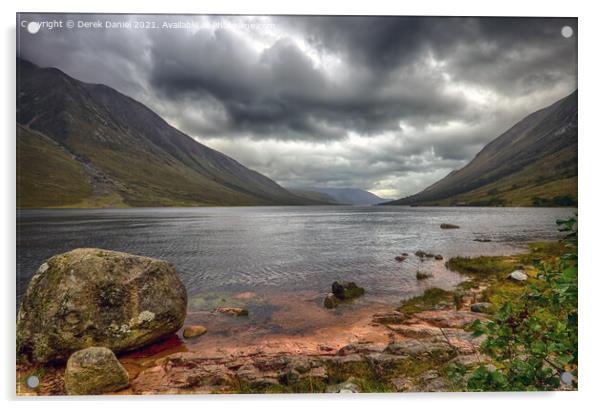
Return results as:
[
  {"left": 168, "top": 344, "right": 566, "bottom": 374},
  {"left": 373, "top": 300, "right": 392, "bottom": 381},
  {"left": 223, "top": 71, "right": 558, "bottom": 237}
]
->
[{"left": 450, "top": 216, "right": 578, "bottom": 391}]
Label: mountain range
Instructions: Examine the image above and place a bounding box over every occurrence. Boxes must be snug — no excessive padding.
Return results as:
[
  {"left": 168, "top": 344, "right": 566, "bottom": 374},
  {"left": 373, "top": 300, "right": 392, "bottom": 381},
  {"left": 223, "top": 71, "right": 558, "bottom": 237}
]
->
[
  {"left": 290, "top": 187, "right": 388, "bottom": 205},
  {"left": 385, "top": 91, "right": 577, "bottom": 207},
  {"left": 17, "top": 59, "right": 577, "bottom": 208},
  {"left": 17, "top": 58, "right": 320, "bottom": 208}
]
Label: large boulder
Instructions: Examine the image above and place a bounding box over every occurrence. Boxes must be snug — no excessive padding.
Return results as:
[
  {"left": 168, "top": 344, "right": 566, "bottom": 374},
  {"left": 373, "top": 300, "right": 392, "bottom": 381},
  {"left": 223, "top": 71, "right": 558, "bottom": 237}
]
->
[
  {"left": 64, "top": 347, "right": 129, "bottom": 395},
  {"left": 17, "top": 248, "right": 187, "bottom": 364}
]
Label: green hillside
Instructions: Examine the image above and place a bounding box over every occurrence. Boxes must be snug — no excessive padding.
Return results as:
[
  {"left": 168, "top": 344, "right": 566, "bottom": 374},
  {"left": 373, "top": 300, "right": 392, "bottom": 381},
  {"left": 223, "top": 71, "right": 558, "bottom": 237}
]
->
[
  {"left": 387, "top": 91, "right": 577, "bottom": 207},
  {"left": 17, "top": 59, "right": 317, "bottom": 208}
]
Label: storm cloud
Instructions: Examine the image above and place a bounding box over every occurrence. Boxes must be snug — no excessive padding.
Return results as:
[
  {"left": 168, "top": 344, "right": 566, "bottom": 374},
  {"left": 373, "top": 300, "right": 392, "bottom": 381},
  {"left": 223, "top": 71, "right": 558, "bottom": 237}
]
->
[{"left": 17, "top": 14, "right": 577, "bottom": 198}]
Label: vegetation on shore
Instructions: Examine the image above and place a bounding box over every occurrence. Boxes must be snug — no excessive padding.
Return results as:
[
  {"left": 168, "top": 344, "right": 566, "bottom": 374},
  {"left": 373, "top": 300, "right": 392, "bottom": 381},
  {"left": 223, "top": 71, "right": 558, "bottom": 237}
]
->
[{"left": 448, "top": 217, "right": 578, "bottom": 391}]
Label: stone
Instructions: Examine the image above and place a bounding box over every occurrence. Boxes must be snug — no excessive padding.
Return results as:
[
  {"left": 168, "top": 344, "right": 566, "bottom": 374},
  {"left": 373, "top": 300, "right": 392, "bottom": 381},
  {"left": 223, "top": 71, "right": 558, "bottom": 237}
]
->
[
  {"left": 415, "top": 250, "right": 427, "bottom": 258},
  {"left": 395, "top": 256, "right": 406, "bottom": 262},
  {"left": 372, "top": 310, "right": 405, "bottom": 325},
  {"left": 390, "top": 377, "right": 414, "bottom": 392},
  {"left": 440, "top": 223, "right": 460, "bottom": 229},
  {"left": 416, "top": 271, "right": 432, "bottom": 280},
  {"left": 435, "top": 255, "right": 444, "bottom": 260},
  {"left": 470, "top": 302, "right": 493, "bottom": 313},
  {"left": 507, "top": 270, "right": 528, "bottom": 281},
  {"left": 182, "top": 325, "right": 207, "bottom": 339},
  {"left": 449, "top": 354, "right": 483, "bottom": 367},
  {"left": 331, "top": 281, "right": 365, "bottom": 301},
  {"left": 64, "top": 347, "right": 129, "bottom": 395},
  {"left": 336, "top": 342, "right": 383, "bottom": 356},
  {"left": 326, "top": 378, "right": 361, "bottom": 393},
  {"left": 214, "top": 307, "right": 249, "bottom": 316},
  {"left": 17, "top": 249, "right": 188, "bottom": 364},
  {"left": 385, "top": 339, "right": 452, "bottom": 356},
  {"left": 323, "top": 293, "right": 338, "bottom": 309}
]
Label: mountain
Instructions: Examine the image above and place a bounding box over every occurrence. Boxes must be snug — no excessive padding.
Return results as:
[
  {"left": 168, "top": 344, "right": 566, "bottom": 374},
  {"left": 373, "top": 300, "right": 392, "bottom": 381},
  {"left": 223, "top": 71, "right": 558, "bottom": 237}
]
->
[
  {"left": 293, "top": 187, "right": 388, "bottom": 205},
  {"left": 287, "top": 189, "right": 341, "bottom": 205},
  {"left": 16, "top": 58, "right": 317, "bottom": 208},
  {"left": 386, "top": 91, "right": 577, "bottom": 207}
]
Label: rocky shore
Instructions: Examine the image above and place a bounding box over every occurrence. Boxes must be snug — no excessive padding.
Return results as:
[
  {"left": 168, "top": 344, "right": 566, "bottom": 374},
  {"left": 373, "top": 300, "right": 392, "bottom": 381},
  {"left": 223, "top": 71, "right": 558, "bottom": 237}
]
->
[{"left": 17, "top": 242, "right": 562, "bottom": 395}]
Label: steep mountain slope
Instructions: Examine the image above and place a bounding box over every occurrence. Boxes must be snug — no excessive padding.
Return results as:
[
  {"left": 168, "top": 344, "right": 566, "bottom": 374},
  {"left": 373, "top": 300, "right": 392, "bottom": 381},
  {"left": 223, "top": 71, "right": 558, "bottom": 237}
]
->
[
  {"left": 17, "top": 58, "right": 315, "bottom": 208},
  {"left": 387, "top": 91, "right": 577, "bottom": 207},
  {"left": 298, "top": 187, "right": 388, "bottom": 205}
]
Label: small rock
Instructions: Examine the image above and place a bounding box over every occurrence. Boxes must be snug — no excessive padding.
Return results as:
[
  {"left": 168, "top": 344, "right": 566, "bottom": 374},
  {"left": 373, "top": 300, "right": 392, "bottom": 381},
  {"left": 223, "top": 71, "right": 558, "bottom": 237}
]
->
[
  {"left": 449, "top": 354, "right": 482, "bottom": 367},
  {"left": 470, "top": 302, "right": 493, "bottom": 313},
  {"left": 323, "top": 293, "right": 338, "bottom": 309},
  {"left": 385, "top": 339, "right": 452, "bottom": 356},
  {"left": 337, "top": 342, "right": 383, "bottom": 356},
  {"left": 182, "top": 325, "right": 207, "bottom": 338},
  {"left": 214, "top": 307, "right": 249, "bottom": 316},
  {"left": 416, "top": 271, "right": 432, "bottom": 280},
  {"left": 301, "top": 366, "right": 328, "bottom": 380},
  {"left": 326, "top": 378, "right": 361, "bottom": 393},
  {"left": 402, "top": 253, "right": 409, "bottom": 256},
  {"left": 425, "top": 253, "right": 435, "bottom": 258},
  {"left": 507, "top": 270, "right": 528, "bottom": 281},
  {"left": 394, "top": 256, "right": 406, "bottom": 262},
  {"left": 440, "top": 223, "right": 460, "bottom": 229},
  {"left": 372, "top": 310, "right": 404, "bottom": 325},
  {"left": 415, "top": 250, "right": 427, "bottom": 258},
  {"left": 390, "top": 377, "right": 414, "bottom": 392},
  {"left": 474, "top": 238, "right": 492, "bottom": 242},
  {"left": 64, "top": 347, "right": 129, "bottom": 395},
  {"left": 435, "top": 254, "right": 444, "bottom": 260},
  {"left": 331, "top": 281, "right": 365, "bottom": 301}
]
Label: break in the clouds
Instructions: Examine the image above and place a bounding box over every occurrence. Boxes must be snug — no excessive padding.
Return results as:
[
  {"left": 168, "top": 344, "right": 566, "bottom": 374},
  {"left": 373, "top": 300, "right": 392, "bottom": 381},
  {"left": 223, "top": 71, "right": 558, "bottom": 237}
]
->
[{"left": 17, "top": 14, "right": 577, "bottom": 198}]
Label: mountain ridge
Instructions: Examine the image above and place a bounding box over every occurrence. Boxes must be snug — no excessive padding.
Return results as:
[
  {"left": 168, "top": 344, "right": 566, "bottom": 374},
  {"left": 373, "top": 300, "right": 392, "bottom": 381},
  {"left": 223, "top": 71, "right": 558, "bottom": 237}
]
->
[
  {"left": 17, "top": 58, "right": 320, "bottom": 208},
  {"left": 288, "top": 187, "right": 388, "bottom": 205},
  {"left": 385, "top": 91, "right": 577, "bottom": 207}
]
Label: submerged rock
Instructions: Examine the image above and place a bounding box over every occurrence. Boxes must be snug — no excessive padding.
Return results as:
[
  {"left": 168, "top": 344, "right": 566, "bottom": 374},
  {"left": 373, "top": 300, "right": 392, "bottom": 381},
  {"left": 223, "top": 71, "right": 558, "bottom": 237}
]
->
[
  {"left": 214, "top": 307, "right": 249, "bottom": 316},
  {"left": 64, "top": 347, "right": 129, "bottom": 395},
  {"left": 183, "top": 325, "right": 207, "bottom": 339},
  {"left": 17, "top": 248, "right": 187, "bottom": 364},
  {"left": 440, "top": 223, "right": 460, "bottom": 229},
  {"left": 416, "top": 271, "right": 432, "bottom": 280},
  {"left": 331, "top": 281, "right": 365, "bottom": 301},
  {"left": 394, "top": 256, "right": 406, "bottom": 262},
  {"left": 323, "top": 293, "right": 338, "bottom": 309}
]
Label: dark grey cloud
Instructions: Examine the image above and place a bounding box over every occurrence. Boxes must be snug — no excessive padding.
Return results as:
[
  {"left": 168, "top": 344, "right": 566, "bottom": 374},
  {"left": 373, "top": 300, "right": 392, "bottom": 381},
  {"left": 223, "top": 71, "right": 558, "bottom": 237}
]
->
[{"left": 17, "top": 14, "right": 577, "bottom": 197}]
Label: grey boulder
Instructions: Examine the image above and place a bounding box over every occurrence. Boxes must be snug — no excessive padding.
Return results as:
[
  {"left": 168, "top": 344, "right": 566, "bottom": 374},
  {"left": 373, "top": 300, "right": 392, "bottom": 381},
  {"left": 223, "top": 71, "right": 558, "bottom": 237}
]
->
[{"left": 17, "top": 248, "right": 188, "bottom": 364}]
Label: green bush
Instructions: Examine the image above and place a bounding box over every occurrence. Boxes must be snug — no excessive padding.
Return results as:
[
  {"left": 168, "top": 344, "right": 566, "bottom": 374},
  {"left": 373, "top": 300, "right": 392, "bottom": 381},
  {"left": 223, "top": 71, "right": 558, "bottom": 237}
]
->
[{"left": 450, "top": 216, "right": 578, "bottom": 391}]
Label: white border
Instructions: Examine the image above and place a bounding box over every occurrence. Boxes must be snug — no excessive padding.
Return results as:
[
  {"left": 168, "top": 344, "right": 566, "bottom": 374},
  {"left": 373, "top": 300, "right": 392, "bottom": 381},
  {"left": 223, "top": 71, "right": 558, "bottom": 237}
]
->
[{"left": 2, "top": 1, "right": 601, "bottom": 408}]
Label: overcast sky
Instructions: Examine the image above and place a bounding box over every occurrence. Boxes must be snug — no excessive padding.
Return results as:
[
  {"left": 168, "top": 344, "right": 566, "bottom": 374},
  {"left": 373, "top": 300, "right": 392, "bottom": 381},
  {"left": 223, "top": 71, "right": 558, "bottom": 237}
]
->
[{"left": 17, "top": 14, "right": 577, "bottom": 198}]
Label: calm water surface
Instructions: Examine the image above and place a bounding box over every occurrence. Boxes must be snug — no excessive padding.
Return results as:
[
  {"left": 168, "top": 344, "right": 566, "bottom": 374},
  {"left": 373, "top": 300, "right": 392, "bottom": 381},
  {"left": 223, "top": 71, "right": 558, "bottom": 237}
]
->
[{"left": 17, "top": 206, "right": 574, "bottom": 307}]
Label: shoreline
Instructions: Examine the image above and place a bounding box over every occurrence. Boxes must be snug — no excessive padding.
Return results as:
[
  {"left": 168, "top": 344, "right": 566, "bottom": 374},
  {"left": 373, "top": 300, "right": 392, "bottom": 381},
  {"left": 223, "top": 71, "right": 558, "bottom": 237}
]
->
[{"left": 18, "top": 240, "right": 567, "bottom": 395}]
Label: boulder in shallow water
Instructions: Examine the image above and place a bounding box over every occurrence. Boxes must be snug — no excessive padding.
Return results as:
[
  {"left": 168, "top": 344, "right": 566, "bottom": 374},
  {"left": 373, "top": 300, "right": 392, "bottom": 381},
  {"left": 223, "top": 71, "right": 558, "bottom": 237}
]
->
[
  {"left": 214, "top": 307, "right": 249, "bottom": 316},
  {"left": 440, "top": 223, "right": 460, "bottom": 229},
  {"left": 16, "top": 248, "right": 187, "bottom": 364},
  {"left": 323, "top": 293, "right": 338, "bottom": 309},
  {"left": 183, "top": 325, "right": 207, "bottom": 338},
  {"left": 331, "top": 281, "right": 365, "bottom": 300},
  {"left": 64, "top": 347, "right": 129, "bottom": 395}
]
